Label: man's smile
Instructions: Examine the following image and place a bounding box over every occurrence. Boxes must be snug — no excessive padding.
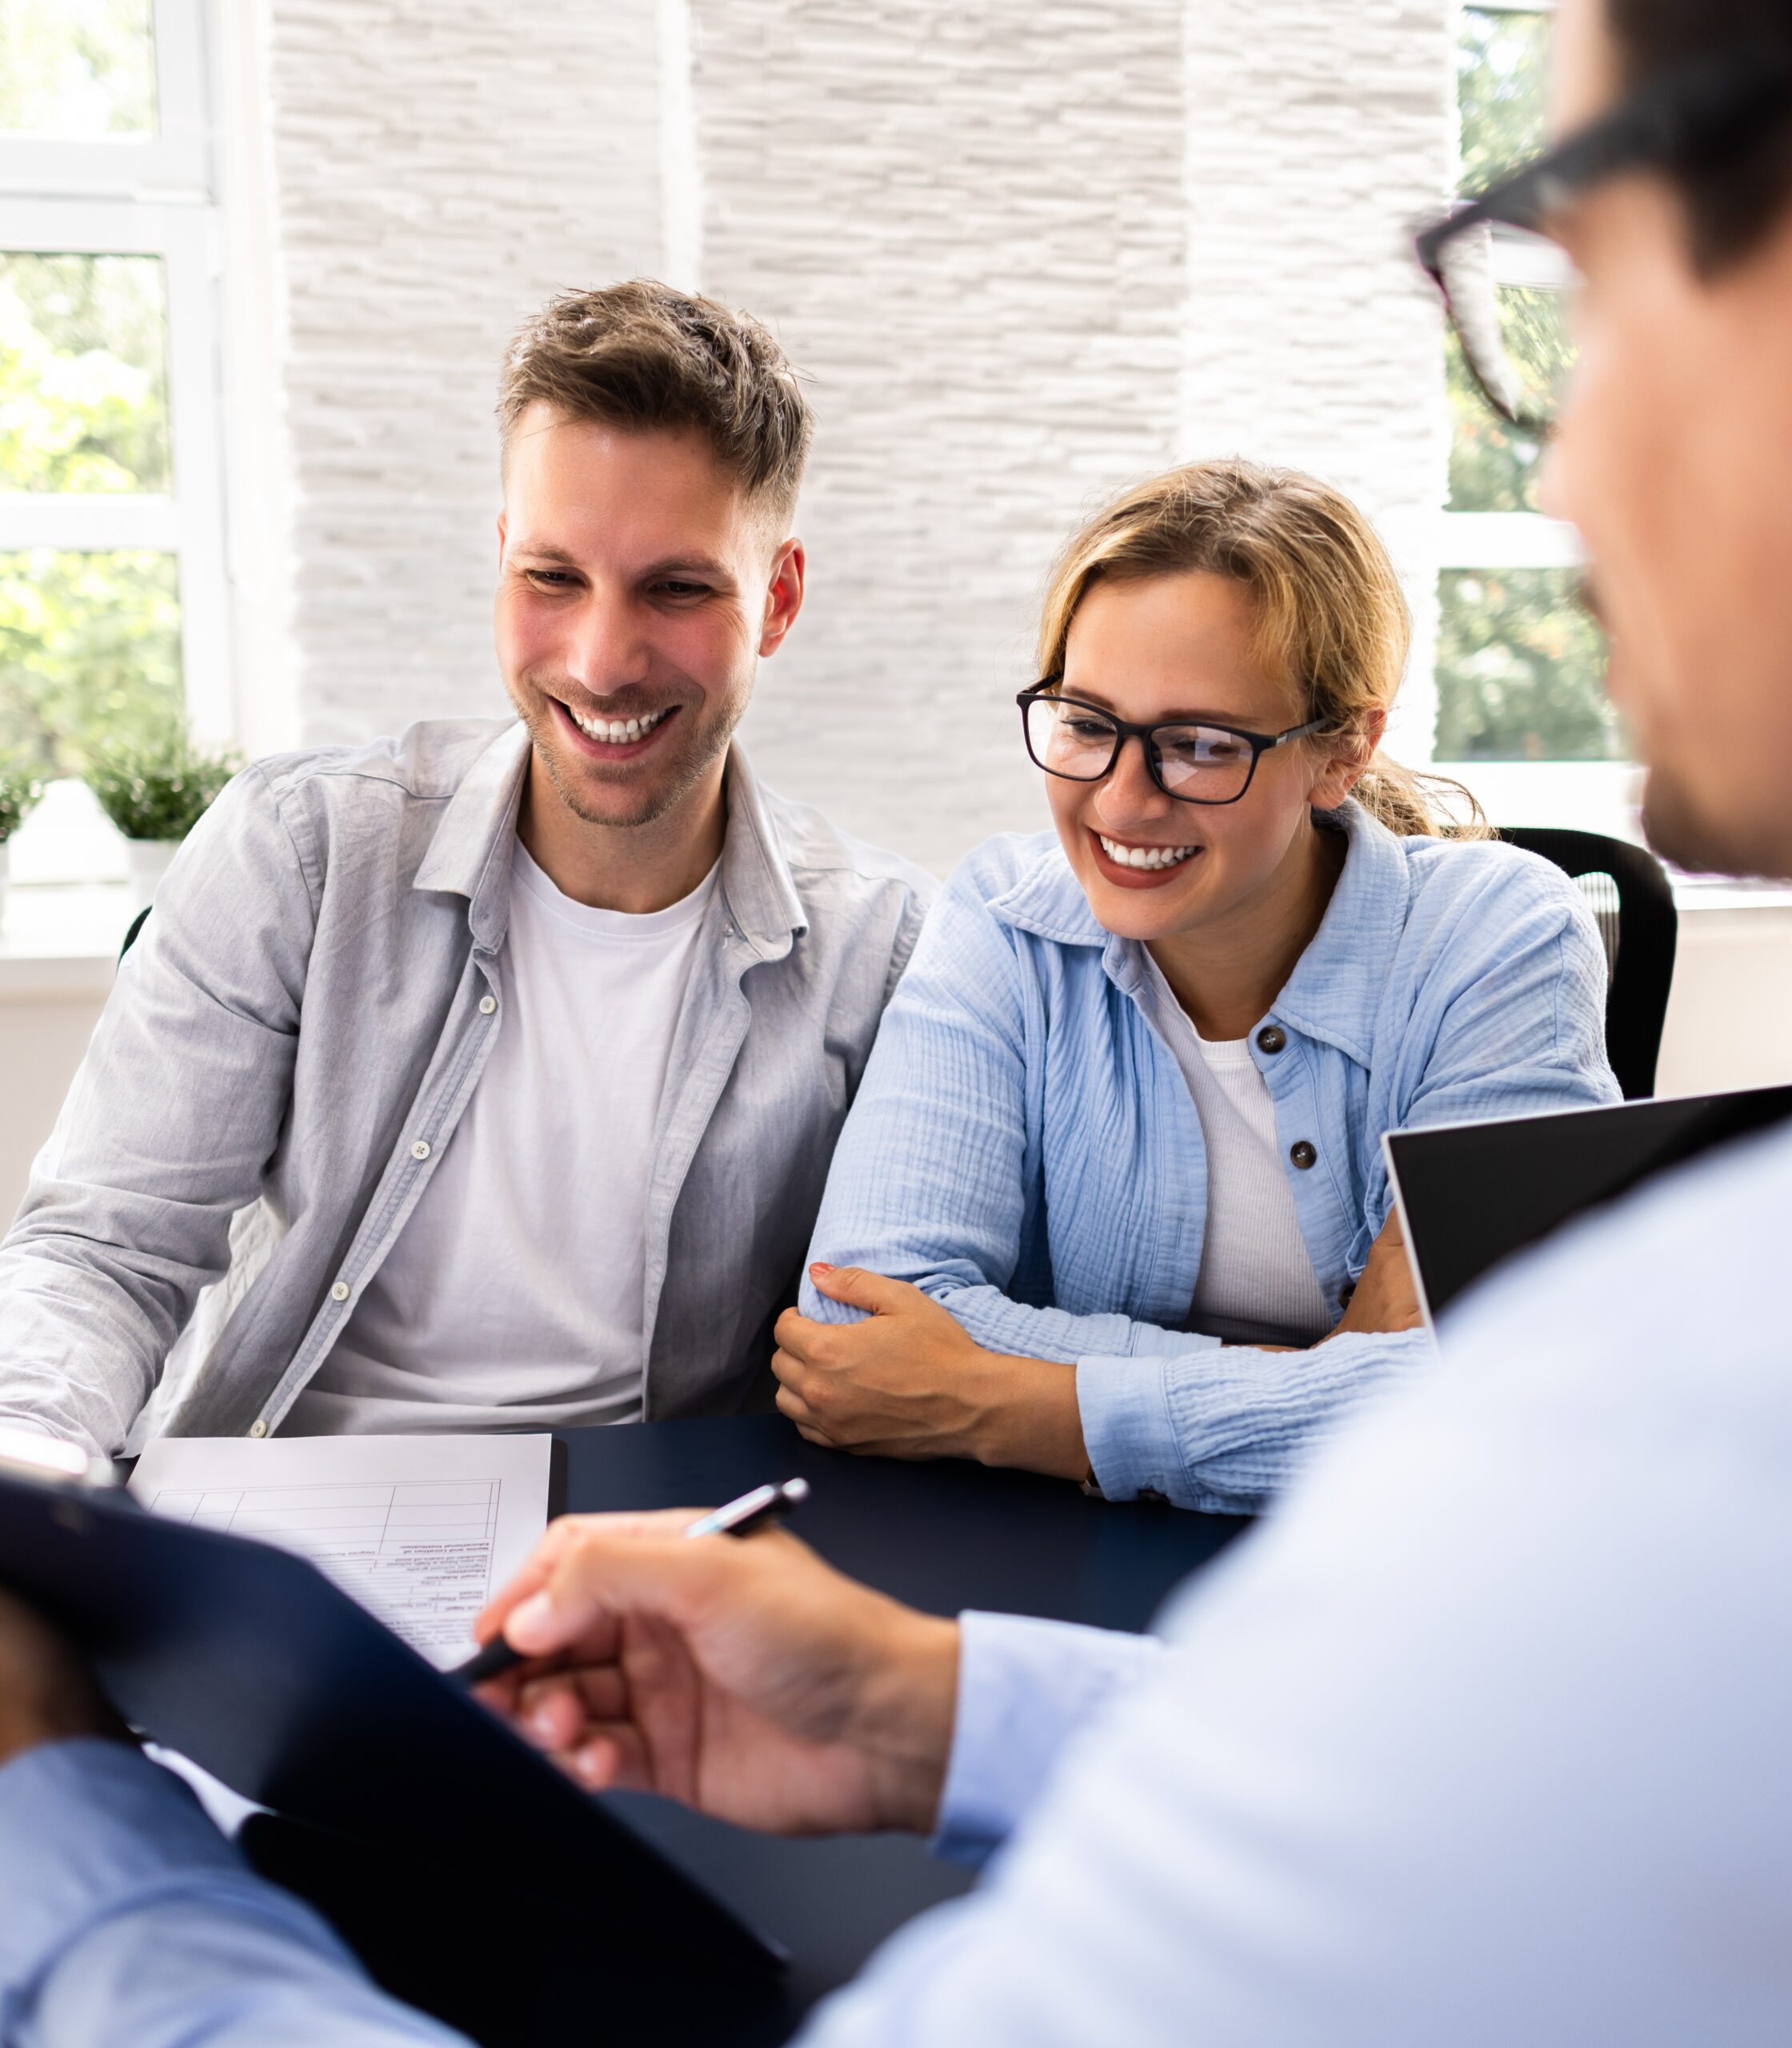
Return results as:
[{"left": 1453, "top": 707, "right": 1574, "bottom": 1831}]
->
[{"left": 549, "top": 696, "right": 681, "bottom": 759}]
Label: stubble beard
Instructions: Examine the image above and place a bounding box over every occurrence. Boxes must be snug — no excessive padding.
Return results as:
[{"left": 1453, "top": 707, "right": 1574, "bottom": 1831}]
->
[
  {"left": 1640, "top": 764, "right": 1789, "bottom": 882},
  {"left": 514, "top": 674, "right": 748, "bottom": 833}
]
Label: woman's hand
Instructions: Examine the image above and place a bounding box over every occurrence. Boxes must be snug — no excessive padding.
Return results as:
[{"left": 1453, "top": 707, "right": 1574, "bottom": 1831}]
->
[
  {"left": 1331, "top": 1210, "right": 1423, "bottom": 1338},
  {"left": 772, "top": 1265, "right": 1089, "bottom": 1481},
  {"left": 471, "top": 1510, "right": 959, "bottom": 1838}
]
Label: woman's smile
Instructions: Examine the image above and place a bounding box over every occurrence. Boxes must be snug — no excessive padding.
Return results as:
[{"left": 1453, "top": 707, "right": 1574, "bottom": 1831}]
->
[{"left": 1088, "top": 830, "right": 1205, "bottom": 887}]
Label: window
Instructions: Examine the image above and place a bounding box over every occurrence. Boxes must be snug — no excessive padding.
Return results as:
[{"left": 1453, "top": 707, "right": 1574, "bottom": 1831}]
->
[
  {"left": 1433, "top": 2, "right": 1638, "bottom": 836},
  {"left": 0, "top": 0, "right": 228, "bottom": 798}
]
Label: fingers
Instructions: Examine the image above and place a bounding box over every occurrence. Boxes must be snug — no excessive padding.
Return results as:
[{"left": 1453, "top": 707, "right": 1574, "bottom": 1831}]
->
[
  {"left": 474, "top": 1510, "right": 712, "bottom": 1658},
  {"left": 564, "top": 1725, "right": 653, "bottom": 1792},
  {"left": 806, "top": 1263, "right": 936, "bottom": 1318},
  {"left": 774, "top": 1308, "right": 844, "bottom": 1364},
  {"left": 499, "top": 1516, "right": 763, "bottom": 1662}
]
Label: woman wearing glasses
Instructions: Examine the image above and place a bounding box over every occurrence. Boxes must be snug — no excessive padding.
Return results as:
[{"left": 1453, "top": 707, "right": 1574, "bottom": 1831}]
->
[{"left": 773, "top": 458, "right": 1619, "bottom": 1510}]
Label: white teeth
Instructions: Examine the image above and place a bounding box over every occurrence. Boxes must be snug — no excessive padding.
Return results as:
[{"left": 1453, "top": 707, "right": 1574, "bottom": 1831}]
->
[
  {"left": 1098, "top": 835, "right": 1198, "bottom": 872},
  {"left": 568, "top": 705, "right": 670, "bottom": 745}
]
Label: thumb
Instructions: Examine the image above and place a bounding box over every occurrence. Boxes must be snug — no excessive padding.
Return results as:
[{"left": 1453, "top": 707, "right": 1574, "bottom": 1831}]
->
[
  {"left": 504, "top": 1521, "right": 731, "bottom": 1658},
  {"left": 809, "top": 1262, "right": 928, "bottom": 1317}
]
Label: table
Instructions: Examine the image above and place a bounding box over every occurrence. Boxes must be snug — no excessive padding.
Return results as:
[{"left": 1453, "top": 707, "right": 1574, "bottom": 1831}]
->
[
  {"left": 271, "top": 1414, "right": 1246, "bottom": 2047},
  {"left": 565, "top": 1415, "right": 1244, "bottom": 2044}
]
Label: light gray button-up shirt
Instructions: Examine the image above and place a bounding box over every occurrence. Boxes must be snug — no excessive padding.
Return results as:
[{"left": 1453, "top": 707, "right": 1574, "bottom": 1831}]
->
[{"left": 0, "top": 719, "right": 932, "bottom": 1455}]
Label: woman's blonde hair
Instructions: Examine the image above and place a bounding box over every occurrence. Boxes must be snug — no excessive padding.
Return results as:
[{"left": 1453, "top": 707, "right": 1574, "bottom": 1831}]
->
[{"left": 1036, "top": 458, "right": 1485, "bottom": 838}]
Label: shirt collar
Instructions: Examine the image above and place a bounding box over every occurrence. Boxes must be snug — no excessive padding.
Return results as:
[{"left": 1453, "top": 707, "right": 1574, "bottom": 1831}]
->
[
  {"left": 412, "top": 721, "right": 532, "bottom": 952},
  {"left": 412, "top": 723, "right": 805, "bottom": 958},
  {"left": 986, "top": 800, "right": 1411, "bottom": 1066},
  {"left": 716, "top": 742, "right": 808, "bottom": 957},
  {"left": 1256, "top": 802, "right": 1410, "bottom": 1066}
]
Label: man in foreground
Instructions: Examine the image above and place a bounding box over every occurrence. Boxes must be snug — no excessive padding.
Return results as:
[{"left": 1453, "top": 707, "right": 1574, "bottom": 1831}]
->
[
  {"left": 2, "top": 0, "right": 1792, "bottom": 2037},
  {"left": 0, "top": 282, "right": 929, "bottom": 1453}
]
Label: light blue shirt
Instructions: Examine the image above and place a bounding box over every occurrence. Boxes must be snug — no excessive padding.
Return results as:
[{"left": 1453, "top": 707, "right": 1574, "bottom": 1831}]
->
[
  {"left": 7, "top": 1120, "right": 1792, "bottom": 2043},
  {"left": 800, "top": 803, "right": 1618, "bottom": 1509}
]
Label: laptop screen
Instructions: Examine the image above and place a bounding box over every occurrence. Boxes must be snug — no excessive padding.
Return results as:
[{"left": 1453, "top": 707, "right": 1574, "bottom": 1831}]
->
[{"left": 1384, "top": 1086, "right": 1792, "bottom": 1326}]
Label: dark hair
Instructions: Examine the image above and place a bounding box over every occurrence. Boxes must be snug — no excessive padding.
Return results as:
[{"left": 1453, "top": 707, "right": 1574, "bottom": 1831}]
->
[
  {"left": 1608, "top": 0, "right": 1792, "bottom": 269},
  {"left": 497, "top": 280, "right": 814, "bottom": 521}
]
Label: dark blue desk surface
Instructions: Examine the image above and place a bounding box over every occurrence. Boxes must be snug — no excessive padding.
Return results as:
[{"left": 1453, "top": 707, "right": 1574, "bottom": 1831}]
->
[
  {"left": 551, "top": 1414, "right": 1247, "bottom": 2042},
  {"left": 558, "top": 1412, "right": 1242, "bottom": 1630}
]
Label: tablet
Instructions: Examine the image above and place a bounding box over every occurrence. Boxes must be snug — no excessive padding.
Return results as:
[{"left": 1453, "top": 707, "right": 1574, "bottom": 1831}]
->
[
  {"left": 1384, "top": 1085, "right": 1792, "bottom": 1330},
  {"left": 0, "top": 1460, "right": 782, "bottom": 1977}
]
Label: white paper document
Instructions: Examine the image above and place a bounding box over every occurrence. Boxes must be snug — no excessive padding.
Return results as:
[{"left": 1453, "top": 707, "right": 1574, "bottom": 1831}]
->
[{"left": 130, "top": 1434, "right": 554, "bottom": 1669}]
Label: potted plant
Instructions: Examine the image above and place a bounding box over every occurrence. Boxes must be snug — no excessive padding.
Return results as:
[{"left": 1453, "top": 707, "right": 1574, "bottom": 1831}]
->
[
  {"left": 85, "top": 726, "right": 239, "bottom": 917},
  {"left": 0, "top": 764, "right": 45, "bottom": 933}
]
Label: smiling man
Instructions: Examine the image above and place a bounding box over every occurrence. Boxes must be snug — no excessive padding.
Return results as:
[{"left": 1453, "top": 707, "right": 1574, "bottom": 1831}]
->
[{"left": 0, "top": 282, "right": 931, "bottom": 1451}]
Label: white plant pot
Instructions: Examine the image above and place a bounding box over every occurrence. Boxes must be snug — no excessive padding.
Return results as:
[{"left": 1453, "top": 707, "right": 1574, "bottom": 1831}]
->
[{"left": 125, "top": 838, "right": 182, "bottom": 919}]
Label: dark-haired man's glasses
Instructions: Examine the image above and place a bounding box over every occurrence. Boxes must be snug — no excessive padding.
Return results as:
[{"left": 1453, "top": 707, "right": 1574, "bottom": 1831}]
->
[
  {"left": 1414, "top": 46, "right": 1792, "bottom": 436},
  {"left": 1017, "top": 686, "right": 1325, "bottom": 807}
]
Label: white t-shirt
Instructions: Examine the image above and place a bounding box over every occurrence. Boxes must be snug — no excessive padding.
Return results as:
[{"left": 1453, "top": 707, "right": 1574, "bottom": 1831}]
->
[
  {"left": 1139, "top": 950, "right": 1330, "bottom": 1348},
  {"left": 284, "top": 839, "right": 719, "bottom": 1434}
]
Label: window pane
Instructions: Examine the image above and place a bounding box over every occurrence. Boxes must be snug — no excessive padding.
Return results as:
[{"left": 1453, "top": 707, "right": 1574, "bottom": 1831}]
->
[
  {"left": 1446, "top": 281, "right": 1574, "bottom": 511},
  {"left": 1434, "top": 568, "right": 1622, "bottom": 762},
  {"left": 0, "top": 252, "right": 172, "bottom": 494},
  {"left": 0, "top": 550, "right": 183, "bottom": 776},
  {"left": 1458, "top": 7, "right": 1550, "bottom": 192},
  {"left": 0, "top": 0, "right": 157, "bottom": 139}
]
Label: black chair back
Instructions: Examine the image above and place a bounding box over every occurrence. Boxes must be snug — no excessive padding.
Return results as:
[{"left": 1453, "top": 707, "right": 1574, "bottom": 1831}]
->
[{"left": 1498, "top": 826, "right": 1678, "bottom": 1100}]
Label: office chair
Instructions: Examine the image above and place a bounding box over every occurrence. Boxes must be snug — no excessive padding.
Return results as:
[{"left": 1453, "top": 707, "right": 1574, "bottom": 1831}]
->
[{"left": 1498, "top": 826, "right": 1678, "bottom": 1100}]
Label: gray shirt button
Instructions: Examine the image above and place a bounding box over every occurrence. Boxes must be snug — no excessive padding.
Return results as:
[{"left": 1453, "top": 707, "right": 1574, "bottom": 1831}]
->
[{"left": 330, "top": 1280, "right": 350, "bottom": 1302}]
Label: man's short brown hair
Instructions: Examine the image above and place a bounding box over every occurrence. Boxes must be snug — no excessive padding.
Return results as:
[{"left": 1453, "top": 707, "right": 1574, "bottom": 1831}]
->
[{"left": 497, "top": 279, "right": 814, "bottom": 523}]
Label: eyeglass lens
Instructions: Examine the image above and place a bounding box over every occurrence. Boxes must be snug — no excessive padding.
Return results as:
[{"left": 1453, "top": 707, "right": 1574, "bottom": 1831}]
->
[
  {"left": 1437, "top": 219, "right": 1578, "bottom": 435},
  {"left": 1023, "top": 697, "right": 1260, "bottom": 802}
]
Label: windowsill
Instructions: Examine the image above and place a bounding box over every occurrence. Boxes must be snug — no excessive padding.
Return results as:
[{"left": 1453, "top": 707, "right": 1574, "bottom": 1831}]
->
[
  {"left": 2, "top": 859, "right": 1791, "bottom": 1015},
  {"left": 0, "top": 882, "right": 130, "bottom": 998}
]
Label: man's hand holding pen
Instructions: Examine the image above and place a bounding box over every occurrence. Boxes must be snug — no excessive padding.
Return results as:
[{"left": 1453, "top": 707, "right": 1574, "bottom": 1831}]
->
[{"left": 469, "top": 1502, "right": 962, "bottom": 1840}]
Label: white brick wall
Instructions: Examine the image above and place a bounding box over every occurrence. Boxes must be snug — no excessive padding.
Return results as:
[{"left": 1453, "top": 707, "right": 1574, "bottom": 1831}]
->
[
  {"left": 262, "top": 0, "right": 1454, "bottom": 876},
  {"left": 1180, "top": 0, "right": 1455, "bottom": 766},
  {"left": 698, "top": 0, "right": 1187, "bottom": 870},
  {"left": 266, "top": 0, "right": 664, "bottom": 742}
]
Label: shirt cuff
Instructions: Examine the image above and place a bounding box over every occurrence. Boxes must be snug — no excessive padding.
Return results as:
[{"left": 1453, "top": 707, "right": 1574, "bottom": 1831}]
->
[
  {"left": 933, "top": 1611, "right": 1162, "bottom": 1866},
  {"left": 0, "top": 1739, "right": 246, "bottom": 1999},
  {"left": 1076, "top": 1350, "right": 1186, "bottom": 1501}
]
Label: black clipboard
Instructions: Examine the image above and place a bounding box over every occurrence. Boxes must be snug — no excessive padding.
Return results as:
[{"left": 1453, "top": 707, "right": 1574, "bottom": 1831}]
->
[{"left": 0, "top": 1460, "right": 783, "bottom": 1980}]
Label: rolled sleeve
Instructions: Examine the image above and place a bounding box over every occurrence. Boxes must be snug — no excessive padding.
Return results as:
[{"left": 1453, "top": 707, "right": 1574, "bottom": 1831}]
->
[
  {"left": 1079, "top": 1330, "right": 1436, "bottom": 1513},
  {"left": 934, "top": 1612, "right": 1161, "bottom": 1866}
]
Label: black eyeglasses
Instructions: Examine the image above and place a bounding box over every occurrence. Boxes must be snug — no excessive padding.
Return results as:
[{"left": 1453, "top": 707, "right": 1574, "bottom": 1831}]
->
[
  {"left": 1017, "top": 686, "right": 1325, "bottom": 807},
  {"left": 1414, "top": 44, "right": 1792, "bottom": 436}
]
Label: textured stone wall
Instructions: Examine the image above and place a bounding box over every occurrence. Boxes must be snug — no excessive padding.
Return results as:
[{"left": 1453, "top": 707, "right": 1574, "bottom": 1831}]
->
[
  {"left": 700, "top": 0, "right": 1188, "bottom": 867},
  {"left": 265, "top": 0, "right": 1454, "bottom": 875},
  {"left": 266, "top": 0, "right": 664, "bottom": 742},
  {"left": 1180, "top": 0, "right": 1456, "bottom": 765}
]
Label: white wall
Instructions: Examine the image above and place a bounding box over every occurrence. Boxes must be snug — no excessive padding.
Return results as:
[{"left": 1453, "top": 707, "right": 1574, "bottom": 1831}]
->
[
  {"left": 251, "top": 0, "right": 1457, "bottom": 878},
  {"left": 264, "top": 0, "right": 666, "bottom": 746}
]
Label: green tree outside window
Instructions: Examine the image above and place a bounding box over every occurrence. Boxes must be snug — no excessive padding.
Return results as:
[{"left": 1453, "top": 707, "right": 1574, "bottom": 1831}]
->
[{"left": 0, "top": 250, "right": 182, "bottom": 772}]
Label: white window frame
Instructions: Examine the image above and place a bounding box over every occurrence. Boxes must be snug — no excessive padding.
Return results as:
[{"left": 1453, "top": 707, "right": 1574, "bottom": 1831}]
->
[
  {"left": 1430, "top": 0, "right": 1642, "bottom": 838},
  {"left": 0, "top": 0, "right": 232, "bottom": 745}
]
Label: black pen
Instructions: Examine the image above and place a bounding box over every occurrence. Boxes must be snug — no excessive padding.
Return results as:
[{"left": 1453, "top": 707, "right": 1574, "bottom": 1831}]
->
[{"left": 450, "top": 1477, "right": 812, "bottom": 1686}]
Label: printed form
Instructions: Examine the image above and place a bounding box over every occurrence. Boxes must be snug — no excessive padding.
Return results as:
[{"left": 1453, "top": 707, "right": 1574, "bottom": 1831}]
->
[{"left": 130, "top": 1434, "right": 553, "bottom": 1669}]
